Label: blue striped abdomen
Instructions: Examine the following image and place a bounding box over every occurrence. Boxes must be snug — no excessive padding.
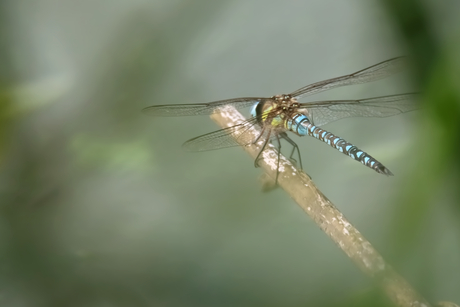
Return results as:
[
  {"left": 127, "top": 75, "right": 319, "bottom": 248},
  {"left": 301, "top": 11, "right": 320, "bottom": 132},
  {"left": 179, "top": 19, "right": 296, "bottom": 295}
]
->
[{"left": 286, "top": 114, "right": 393, "bottom": 175}]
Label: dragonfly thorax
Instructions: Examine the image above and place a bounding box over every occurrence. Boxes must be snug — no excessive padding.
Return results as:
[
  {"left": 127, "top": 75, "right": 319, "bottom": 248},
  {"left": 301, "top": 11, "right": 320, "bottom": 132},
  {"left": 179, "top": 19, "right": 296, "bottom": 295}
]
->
[
  {"left": 271, "top": 94, "right": 300, "bottom": 113},
  {"left": 251, "top": 94, "right": 301, "bottom": 129}
]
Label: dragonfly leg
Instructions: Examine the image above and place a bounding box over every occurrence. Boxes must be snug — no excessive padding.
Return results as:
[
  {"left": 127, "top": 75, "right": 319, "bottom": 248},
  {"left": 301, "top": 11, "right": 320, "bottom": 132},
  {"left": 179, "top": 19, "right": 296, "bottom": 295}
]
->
[
  {"left": 274, "top": 134, "right": 282, "bottom": 184},
  {"left": 254, "top": 129, "right": 272, "bottom": 168},
  {"left": 259, "top": 133, "right": 282, "bottom": 188},
  {"left": 280, "top": 132, "right": 303, "bottom": 170},
  {"left": 251, "top": 126, "right": 266, "bottom": 145}
]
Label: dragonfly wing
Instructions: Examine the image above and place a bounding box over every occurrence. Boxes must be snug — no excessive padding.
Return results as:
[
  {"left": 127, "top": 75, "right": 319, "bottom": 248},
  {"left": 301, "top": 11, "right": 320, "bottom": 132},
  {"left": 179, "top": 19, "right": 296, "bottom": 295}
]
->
[
  {"left": 290, "top": 57, "right": 407, "bottom": 99},
  {"left": 142, "top": 97, "right": 262, "bottom": 117},
  {"left": 182, "top": 117, "right": 263, "bottom": 151},
  {"left": 299, "top": 93, "right": 419, "bottom": 126}
]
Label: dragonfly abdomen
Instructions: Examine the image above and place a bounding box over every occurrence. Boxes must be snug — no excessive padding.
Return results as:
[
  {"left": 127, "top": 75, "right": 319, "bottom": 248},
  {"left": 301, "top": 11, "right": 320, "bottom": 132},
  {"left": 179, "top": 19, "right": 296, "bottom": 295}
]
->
[{"left": 296, "top": 119, "right": 393, "bottom": 175}]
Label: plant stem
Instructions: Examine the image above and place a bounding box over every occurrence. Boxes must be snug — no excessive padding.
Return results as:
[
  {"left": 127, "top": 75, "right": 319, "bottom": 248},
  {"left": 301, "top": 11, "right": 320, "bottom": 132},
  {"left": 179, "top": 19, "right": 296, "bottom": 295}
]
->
[{"left": 210, "top": 106, "right": 432, "bottom": 307}]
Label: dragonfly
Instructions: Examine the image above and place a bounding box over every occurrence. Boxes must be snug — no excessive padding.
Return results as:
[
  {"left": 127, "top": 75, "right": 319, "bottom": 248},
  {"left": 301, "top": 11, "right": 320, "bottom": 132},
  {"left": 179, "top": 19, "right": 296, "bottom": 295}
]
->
[{"left": 143, "top": 57, "right": 418, "bottom": 181}]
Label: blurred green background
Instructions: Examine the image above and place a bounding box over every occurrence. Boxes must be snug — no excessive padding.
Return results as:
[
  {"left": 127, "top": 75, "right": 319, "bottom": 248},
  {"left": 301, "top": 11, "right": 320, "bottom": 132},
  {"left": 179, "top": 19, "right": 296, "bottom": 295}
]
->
[{"left": 1, "top": 0, "right": 459, "bottom": 306}]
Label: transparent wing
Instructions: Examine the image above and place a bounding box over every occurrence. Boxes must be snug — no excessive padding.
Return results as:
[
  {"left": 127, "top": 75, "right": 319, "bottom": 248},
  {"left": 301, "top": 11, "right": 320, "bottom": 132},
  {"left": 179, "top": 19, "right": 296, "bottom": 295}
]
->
[
  {"left": 142, "top": 97, "right": 262, "bottom": 117},
  {"left": 299, "top": 93, "right": 419, "bottom": 126},
  {"left": 182, "top": 116, "right": 268, "bottom": 151},
  {"left": 290, "top": 57, "right": 407, "bottom": 99},
  {"left": 183, "top": 115, "right": 284, "bottom": 152}
]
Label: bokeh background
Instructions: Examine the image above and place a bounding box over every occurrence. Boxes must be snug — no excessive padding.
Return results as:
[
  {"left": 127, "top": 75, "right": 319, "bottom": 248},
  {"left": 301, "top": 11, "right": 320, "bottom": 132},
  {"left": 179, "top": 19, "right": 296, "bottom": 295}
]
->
[{"left": 1, "top": 0, "right": 459, "bottom": 306}]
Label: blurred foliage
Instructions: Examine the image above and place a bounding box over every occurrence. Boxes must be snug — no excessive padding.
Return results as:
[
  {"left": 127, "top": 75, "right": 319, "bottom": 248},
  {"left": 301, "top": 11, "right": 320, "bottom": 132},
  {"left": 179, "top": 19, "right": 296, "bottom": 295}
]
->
[
  {"left": 69, "top": 134, "right": 155, "bottom": 173},
  {"left": 0, "top": 88, "right": 13, "bottom": 163},
  {"left": 382, "top": 0, "right": 460, "bottom": 254},
  {"left": 381, "top": 1, "right": 460, "bottom": 305}
]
